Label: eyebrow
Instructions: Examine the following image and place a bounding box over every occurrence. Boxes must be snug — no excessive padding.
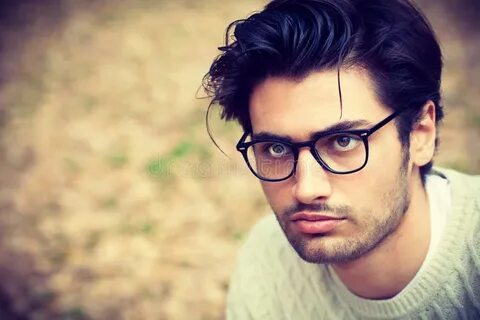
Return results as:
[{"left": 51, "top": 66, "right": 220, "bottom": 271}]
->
[{"left": 251, "top": 119, "right": 372, "bottom": 142}]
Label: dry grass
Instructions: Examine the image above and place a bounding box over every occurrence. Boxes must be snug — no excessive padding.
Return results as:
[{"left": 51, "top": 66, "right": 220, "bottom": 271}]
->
[{"left": 0, "top": 1, "right": 478, "bottom": 319}]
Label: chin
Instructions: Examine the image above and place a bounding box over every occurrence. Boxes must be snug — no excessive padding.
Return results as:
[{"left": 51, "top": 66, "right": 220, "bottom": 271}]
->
[{"left": 288, "top": 233, "right": 376, "bottom": 264}]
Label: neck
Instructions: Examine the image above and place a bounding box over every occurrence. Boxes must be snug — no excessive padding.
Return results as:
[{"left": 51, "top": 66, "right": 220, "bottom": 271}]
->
[{"left": 332, "top": 171, "right": 431, "bottom": 300}]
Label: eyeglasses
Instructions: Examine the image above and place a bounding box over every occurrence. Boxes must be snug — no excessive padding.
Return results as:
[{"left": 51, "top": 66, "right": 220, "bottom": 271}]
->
[{"left": 236, "top": 108, "right": 410, "bottom": 182}]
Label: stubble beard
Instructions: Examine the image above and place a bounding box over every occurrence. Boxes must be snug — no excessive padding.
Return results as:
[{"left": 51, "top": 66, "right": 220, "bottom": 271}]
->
[{"left": 276, "top": 154, "right": 411, "bottom": 264}]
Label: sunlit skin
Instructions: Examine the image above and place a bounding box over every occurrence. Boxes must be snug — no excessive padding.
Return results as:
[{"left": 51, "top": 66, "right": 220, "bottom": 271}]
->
[{"left": 249, "top": 68, "right": 437, "bottom": 299}]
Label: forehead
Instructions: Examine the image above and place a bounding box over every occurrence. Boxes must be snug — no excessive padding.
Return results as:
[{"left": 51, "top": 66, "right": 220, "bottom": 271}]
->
[{"left": 249, "top": 69, "right": 390, "bottom": 140}]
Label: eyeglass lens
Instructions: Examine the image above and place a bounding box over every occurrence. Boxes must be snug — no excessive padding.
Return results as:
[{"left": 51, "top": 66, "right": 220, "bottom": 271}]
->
[{"left": 246, "top": 133, "right": 367, "bottom": 180}]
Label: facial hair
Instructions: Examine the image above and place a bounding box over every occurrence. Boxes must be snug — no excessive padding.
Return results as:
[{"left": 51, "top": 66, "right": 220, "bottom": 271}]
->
[{"left": 274, "top": 154, "right": 411, "bottom": 264}]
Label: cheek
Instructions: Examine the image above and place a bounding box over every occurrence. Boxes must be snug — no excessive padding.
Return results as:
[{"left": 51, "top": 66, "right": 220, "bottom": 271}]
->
[
  {"left": 333, "top": 142, "right": 405, "bottom": 219},
  {"left": 333, "top": 172, "right": 377, "bottom": 211},
  {"left": 333, "top": 159, "right": 392, "bottom": 210},
  {"left": 367, "top": 129, "right": 405, "bottom": 175},
  {"left": 260, "top": 181, "right": 293, "bottom": 213}
]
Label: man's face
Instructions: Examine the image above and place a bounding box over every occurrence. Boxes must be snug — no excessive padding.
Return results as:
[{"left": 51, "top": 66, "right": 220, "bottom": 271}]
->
[{"left": 249, "top": 69, "right": 412, "bottom": 264}]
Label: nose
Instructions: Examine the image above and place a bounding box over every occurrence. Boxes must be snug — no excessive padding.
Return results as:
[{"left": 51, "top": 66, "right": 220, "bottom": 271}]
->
[{"left": 291, "top": 149, "right": 332, "bottom": 204}]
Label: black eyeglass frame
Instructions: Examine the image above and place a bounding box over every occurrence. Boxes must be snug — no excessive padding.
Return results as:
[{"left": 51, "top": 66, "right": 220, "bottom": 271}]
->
[{"left": 236, "top": 108, "right": 412, "bottom": 182}]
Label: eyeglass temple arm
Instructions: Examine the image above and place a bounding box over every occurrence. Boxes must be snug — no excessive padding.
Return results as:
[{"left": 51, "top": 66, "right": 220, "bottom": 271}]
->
[
  {"left": 236, "top": 132, "right": 250, "bottom": 150},
  {"left": 364, "top": 106, "right": 414, "bottom": 137},
  {"left": 237, "top": 105, "right": 420, "bottom": 141}
]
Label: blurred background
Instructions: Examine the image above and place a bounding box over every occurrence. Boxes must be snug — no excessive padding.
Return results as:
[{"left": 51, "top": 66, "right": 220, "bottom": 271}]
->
[{"left": 0, "top": 0, "right": 478, "bottom": 319}]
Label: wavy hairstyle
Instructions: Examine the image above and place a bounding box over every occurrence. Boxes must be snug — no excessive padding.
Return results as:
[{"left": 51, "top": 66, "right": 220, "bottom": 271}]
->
[{"left": 203, "top": 0, "right": 443, "bottom": 180}]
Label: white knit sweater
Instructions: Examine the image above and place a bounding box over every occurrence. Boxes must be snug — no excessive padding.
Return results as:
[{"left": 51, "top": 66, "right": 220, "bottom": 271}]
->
[{"left": 226, "top": 169, "right": 480, "bottom": 319}]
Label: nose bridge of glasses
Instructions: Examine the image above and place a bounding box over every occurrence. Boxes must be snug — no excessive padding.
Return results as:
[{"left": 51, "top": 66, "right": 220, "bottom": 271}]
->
[
  {"left": 294, "top": 146, "right": 332, "bottom": 186},
  {"left": 283, "top": 139, "right": 329, "bottom": 175},
  {"left": 291, "top": 140, "right": 316, "bottom": 153}
]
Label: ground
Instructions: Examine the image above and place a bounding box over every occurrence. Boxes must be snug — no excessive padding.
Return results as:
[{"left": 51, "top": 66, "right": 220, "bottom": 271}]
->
[{"left": 0, "top": 1, "right": 478, "bottom": 319}]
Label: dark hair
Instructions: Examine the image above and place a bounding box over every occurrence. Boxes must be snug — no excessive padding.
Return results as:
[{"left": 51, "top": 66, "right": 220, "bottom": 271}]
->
[{"left": 203, "top": 0, "right": 443, "bottom": 181}]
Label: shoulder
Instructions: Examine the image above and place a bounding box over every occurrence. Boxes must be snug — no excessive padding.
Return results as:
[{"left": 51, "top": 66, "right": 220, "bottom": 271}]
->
[
  {"left": 435, "top": 167, "right": 480, "bottom": 220},
  {"left": 433, "top": 167, "right": 480, "bottom": 192},
  {"left": 226, "top": 214, "right": 292, "bottom": 319},
  {"left": 432, "top": 167, "right": 480, "bottom": 211},
  {"left": 235, "top": 213, "right": 297, "bottom": 272},
  {"left": 434, "top": 168, "right": 480, "bottom": 257},
  {"left": 435, "top": 168, "right": 480, "bottom": 305},
  {"left": 227, "top": 214, "right": 330, "bottom": 319}
]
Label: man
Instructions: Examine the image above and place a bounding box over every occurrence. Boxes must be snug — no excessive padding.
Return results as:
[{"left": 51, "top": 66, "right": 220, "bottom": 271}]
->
[{"left": 204, "top": 0, "right": 480, "bottom": 319}]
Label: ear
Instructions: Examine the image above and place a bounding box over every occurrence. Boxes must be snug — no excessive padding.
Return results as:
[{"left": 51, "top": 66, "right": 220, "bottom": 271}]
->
[{"left": 410, "top": 101, "right": 436, "bottom": 167}]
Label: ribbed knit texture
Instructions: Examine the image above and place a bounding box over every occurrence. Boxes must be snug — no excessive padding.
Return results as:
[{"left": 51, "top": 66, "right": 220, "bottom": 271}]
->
[{"left": 226, "top": 169, "right": 480, "bottom": 319}]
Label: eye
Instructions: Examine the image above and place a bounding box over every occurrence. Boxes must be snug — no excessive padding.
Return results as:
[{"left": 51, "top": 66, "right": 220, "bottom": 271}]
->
[
  {"left": 331, "top": 134, "right": 361, "bottom": 152},
  {"left": 266, "top": 143, "right": 290, "bottom": 157}
]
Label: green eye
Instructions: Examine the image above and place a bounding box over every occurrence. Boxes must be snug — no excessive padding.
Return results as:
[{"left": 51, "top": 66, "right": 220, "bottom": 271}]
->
[
  {"left": 331, "top": 135, "right": 361, "bottom": 151},
  {"left": 267, "top": 143, "right": 289, "bottom": 157}
]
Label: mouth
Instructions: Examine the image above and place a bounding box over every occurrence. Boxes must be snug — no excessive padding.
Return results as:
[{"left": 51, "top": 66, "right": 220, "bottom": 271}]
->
[{"left": 290, "top": 211, "right": 346, "bottom": 234}]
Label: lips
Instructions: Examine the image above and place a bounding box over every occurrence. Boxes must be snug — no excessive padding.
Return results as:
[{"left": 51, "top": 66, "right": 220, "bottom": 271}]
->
[{"left": 290, "top": 212, "right": 345, "bottom": 234}]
